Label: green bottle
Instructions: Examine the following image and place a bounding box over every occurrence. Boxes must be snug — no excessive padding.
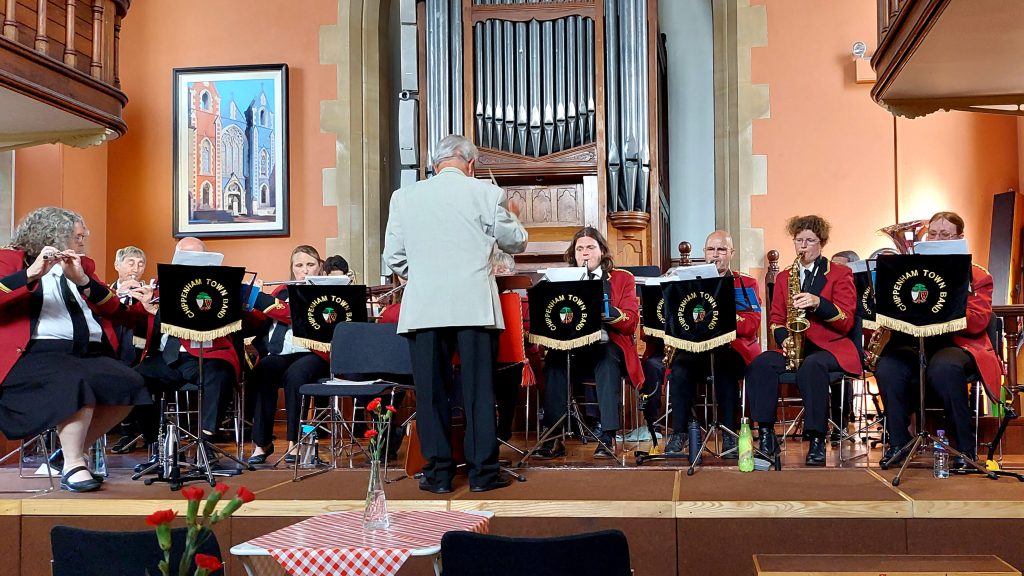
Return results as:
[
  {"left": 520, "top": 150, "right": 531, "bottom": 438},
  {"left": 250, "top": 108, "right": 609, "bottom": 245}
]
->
[{"left": 738, "top": 417, "right": 754, "bottom": 472}]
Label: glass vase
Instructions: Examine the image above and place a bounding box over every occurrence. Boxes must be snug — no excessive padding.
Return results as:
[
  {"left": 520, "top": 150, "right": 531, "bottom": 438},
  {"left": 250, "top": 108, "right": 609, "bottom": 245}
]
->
[{"left": 362, "top": 459, "right": 390, "bottom": 530}]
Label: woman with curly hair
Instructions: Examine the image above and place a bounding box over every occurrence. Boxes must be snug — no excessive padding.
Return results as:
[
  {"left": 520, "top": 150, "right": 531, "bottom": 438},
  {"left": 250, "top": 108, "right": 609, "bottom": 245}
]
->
[{"left": 0, "top": 207, "right": 151, "bottom": 492}]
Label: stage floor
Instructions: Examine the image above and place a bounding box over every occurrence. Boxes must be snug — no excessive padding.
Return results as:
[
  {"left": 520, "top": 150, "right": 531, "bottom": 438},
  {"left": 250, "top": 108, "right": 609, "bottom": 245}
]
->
[{"left": 3, "top": 434, "right": 1024, "bottom": 576}]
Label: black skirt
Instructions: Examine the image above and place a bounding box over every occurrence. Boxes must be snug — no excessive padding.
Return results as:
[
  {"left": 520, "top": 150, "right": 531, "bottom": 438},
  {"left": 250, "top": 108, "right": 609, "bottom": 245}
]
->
[{"left": 0, "top": 340, "right": 151, "bottom": 439}]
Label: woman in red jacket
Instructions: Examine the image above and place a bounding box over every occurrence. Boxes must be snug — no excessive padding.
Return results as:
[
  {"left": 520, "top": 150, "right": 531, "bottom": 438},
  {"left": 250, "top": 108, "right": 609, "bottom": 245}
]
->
[{"left": 535, "top": 227, "right": 643, "bottom": 459}]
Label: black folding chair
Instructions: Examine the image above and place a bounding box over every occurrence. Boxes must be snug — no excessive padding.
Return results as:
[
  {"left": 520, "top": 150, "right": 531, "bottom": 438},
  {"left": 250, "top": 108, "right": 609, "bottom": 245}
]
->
[
  {"left": 439, "top": 529, "right": 631, "bottom": 576},
  {"left": 51, "top": 525, "right": 222, "bottom": 576}
]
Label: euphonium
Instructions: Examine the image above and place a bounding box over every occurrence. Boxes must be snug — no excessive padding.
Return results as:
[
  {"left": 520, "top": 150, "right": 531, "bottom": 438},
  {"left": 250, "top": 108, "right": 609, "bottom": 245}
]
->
[
  {"left": 863, "top": 220, "right": 925, "bottom": 371},
  {"left": 782, "top": 255, "right": 810, "bottom": 371}
]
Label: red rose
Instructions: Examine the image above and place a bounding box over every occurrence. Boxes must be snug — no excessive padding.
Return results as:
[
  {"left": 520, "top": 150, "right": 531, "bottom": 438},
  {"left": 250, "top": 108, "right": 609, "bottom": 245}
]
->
[
  {"left": 236, "top": 486, "right": 256, "bottom": 504},
  {"left": 385, "top": 405, "right": 397, "bottom": 413},
  {"left": 366, "top": 397, "right": 382, "bottom": 412},
  {"left": 194, "top": 553, "right": 223, "bottom": 571},
  {"left": 213, "top": 482, "right": 230, "bottom": 495},
  {"left": 181, "top": 486, "right": 205, "bottom": 501},
  {"left": 364, "top": 429, "right": 379, "bottom": 439},
  {"left": 145, "top": 509, "right": 177, "bottom": 526}
]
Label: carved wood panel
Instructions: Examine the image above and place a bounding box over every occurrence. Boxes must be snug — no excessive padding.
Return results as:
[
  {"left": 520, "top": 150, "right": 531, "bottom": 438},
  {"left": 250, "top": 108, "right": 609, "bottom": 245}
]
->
[{"left": 504, "top": 183, "right": 585, "bottom": 228}]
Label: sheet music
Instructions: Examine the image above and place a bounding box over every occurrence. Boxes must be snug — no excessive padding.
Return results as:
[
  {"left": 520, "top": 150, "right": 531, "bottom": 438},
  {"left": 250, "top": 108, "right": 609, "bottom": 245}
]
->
[
  {"left": 674, "top": 263, "right": 720, "bottom": 281},
  {"left": 322, "top": 377, "right": 388, "bottom": 386},
  {"left": 847, "top": 259, "right": 870, "bottom": 274},
  {"left": 539, "top": 266, "right": 590, "bottom": 282},
  {"left": 171, "top": 250, "right": 224, "bottom": 266},
  {"left": 305, "top": 275, "right": 351, "bottom": 285},
  {"left": 913, "top": 239, "right": 969, "bottom": 255}
]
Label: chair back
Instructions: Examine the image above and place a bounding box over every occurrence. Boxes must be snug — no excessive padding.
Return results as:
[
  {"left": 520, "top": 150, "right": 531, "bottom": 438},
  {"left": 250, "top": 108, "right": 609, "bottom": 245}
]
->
[
  {"left": 330, "top": 322, "right": 413, "bottom": 377},
  {"left": 51, "top": 525, "right": 222, "bottom": 576},
  {"left": 620, "top": 265, "right": 661, "bottom": 278},
  {"left": 440, "top": 529, "right": 631, "bottom": 576}
]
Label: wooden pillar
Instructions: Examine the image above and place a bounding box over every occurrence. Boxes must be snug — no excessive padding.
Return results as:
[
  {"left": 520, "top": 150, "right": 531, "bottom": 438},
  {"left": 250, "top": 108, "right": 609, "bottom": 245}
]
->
[
  {"left": 63, "top": 0, "right": 77, "bottom": 66},
  {"left": 3, "top": 0, "right": 17, "bottom": 40},
  {"left": 90, "top": 0, "right": 104, "bottom": 79},
  {"left": 34, "top": 0, "right": 48, "bottom": 53}
]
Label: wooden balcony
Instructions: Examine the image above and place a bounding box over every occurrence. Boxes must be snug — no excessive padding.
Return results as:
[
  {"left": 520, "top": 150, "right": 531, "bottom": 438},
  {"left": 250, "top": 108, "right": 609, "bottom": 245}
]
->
[
  {"left": 872, "top": 0, "right": 1024, "bottom": 118},
  {"left": 0, "top": 0, "right": 129, "bottom": 150}
]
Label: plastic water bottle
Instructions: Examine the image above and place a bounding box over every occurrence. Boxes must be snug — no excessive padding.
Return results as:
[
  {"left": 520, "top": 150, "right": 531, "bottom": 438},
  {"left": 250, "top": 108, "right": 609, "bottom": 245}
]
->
[
  {"left": 738, "top": 418, "right": 754, "bottom": 472},
  {"left": 687, "top": 419, "right": 701, "bottom": 464},
  {"left": 933, "top": 429, "right": 949, "bottom": 479},
  {"left": 92, "top": 437, "right": 108, "bottom": 478}
]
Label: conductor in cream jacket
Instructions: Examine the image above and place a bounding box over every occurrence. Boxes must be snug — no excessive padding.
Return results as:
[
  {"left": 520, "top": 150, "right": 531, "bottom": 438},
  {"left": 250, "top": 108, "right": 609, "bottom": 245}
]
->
[{"left": 383, "top": 134, "right": 528, "bottom": 494}]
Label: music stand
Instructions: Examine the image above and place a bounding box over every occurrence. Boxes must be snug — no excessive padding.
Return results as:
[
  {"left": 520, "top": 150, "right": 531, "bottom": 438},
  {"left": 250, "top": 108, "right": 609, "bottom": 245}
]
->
[
  {"left": 518, "top": 278, "right": 611, "bottom": 466},
  {"left": 872, "top": 254, "right": 997, "bottom": 486},
  {"left": 139, "top": 264, "right": 252, "bottom": 490}
]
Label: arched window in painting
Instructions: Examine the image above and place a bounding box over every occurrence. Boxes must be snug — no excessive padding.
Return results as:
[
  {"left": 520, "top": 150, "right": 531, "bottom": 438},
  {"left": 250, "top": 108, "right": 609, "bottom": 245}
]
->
[
  {"left": 261, "top": 184, "right": 270, "bottom": 204},
  {"left": 260, "top": 149, "right": 269, "bottom": 178},
  {"left": 201, "top": 182, "right": 212, "bottom": 207},
  {"left": 200, "top": 91, "right": 211, "bottom": 112},
  {"left": 200, "top": 139, "right": 212, "bottom": 175}
]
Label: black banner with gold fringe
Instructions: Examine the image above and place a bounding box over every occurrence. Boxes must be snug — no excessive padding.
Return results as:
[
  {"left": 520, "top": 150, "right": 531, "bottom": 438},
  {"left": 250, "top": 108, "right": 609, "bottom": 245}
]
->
[
  {"left": 662, "top": 276, "right": 737, "bottom": 353},
  {"left": 288, "top": 284, "right": 368, "bottom": 352},
  {"left": 874, "top": 254, "right": 970, "bottom": 337},
  {"left": 854, "top": 269, "right": 878, "bottom": 330},
  {"left": 157, "top": 264, "right": 244, "bottom": 341},
  {"left": 527, "top": 279, "right": 604, "bottom": 350},
  {"left": 640, "top": 283, "right": 666, "bottom": 338}
]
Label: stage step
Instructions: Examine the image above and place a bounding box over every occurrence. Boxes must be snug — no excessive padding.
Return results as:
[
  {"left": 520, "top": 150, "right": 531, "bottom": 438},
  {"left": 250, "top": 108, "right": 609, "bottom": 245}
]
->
[{"left": 753, "top": 554, "right": 1020, "bottom": 575}]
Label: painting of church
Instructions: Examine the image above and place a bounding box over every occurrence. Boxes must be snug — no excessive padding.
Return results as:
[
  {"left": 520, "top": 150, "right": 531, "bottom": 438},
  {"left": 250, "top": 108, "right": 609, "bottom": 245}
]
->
[{"left": 187, "top": 79, "right": 277, "bottom": 224}]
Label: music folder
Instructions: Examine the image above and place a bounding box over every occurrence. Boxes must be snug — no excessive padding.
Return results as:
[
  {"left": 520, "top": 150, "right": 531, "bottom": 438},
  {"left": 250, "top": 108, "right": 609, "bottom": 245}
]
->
[{"left": 873, "top": 254, "right": 970, "bottom": 337}]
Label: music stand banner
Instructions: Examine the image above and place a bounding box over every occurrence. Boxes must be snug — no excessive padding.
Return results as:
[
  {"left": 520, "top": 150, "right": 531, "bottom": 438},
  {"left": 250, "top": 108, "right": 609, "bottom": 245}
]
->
[
  {"left": 288, "top": 284, "right": 368, "bottom": 352},
  {"left": 527, "top": 279, "right": 604, "bottom": 350},
  {"left": 157, "top": 264, "right": 245, "bottom": 341},
  {"left": 874, "top": 254, "right": 970, "bottom": 337},
  {"left": 854, "top": 269, "right": 878, "bottom": 330},
  {"left": 662, "top": 276, "right": 737, "bottom": 353},
  {"left": 640, "top": 283, "right": 666, "bottom": 338}
]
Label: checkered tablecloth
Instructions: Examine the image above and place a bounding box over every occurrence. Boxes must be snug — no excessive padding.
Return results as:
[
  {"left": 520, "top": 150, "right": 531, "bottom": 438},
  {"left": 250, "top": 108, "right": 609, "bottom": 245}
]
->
[{"left": 246, "top": 510, "right": 490, "bottom": 576}]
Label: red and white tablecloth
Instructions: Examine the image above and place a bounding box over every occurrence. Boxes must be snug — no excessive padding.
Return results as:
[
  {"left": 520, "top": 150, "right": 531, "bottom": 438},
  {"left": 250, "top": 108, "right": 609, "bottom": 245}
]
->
[{"left": 246, "top": 510, "right": 490, "bottom": 576}]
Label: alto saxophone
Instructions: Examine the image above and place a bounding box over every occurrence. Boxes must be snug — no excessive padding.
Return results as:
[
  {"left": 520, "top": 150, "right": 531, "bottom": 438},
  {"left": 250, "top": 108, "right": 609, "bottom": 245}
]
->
[
  {"left": 782, "top": 256, "right": 810, "bottom": 371},
  {"left": 863, "top": 220, "right": 925, "bottom": 371}
]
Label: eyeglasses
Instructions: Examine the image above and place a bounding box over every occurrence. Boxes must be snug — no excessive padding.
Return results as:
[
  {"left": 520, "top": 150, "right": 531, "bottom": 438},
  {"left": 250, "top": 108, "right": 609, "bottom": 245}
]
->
[
  {"left": 793, "top": 237, "right": 820, "bottom": 246},
  {"left": 925, "top": 231, "right": 960, "bottom": 240}
]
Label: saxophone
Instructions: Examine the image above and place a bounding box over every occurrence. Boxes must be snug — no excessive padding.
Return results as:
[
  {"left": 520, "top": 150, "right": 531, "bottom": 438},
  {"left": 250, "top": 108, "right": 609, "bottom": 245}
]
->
[
  {"left": 782, "top": 255, "right": 810, "bottom": 371},
  {"left": 863, "top": 220, "right": 926, "bottom": 371}
]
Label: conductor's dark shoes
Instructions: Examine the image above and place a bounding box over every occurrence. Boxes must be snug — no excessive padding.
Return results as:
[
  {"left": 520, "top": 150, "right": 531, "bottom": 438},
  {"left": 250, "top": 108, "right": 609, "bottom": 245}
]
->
[
  {"left": 805, "top": 437, "right": 826, "bottom": 467},
  {"left": 418, "top": 478, "right": 453, "bottom": 494},
  {"left": 953, "top": 450, "right": 978, "bottom": 470},
  {"left": 880, "top": 445, "right": 906, "bottom": 468},
  {"left": 593, "top": 432, "right": 616, "bottom": 459},
  {"left": 758, "top": 427, "right": 779, "bottom": 456},
  {"left": 533, "top": 438, "right": 565, "bottom": 460},
  {"left": 470, "top": 474, "right": 513, "bottom": 493}
]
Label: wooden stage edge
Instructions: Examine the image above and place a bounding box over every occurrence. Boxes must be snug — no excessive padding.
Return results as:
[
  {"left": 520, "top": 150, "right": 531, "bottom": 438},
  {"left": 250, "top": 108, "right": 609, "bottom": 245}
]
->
[{"left": 4, "top": 466, "right": 1024, "bottom": 576}]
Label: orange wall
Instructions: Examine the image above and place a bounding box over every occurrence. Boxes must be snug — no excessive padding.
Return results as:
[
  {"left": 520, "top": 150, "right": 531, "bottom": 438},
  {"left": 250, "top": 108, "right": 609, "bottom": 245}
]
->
[
  {"left": 104, "top": 0, "right": 338, "bottom": 282},
  {"left": 751, "top": 0, "right": 1018, "bottom": 275}
]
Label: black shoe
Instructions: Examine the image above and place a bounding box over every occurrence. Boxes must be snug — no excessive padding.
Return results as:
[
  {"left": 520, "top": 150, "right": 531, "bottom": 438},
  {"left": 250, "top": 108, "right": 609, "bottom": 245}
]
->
[
  {"left": 880, "top": 444, "right": 908, "bottom": 468},
  {"left": 247, "top": 444, "right": 274, "bottom": 466},
  {"left": 110, "top": 434, "right": 144, "bottom": 454},
  {"left": 283, "top": 454, "right": 297, "bottom": 465},
  {"left": 721, "top": 433, "right": 738, "bottom": 460},
  {"left": 828, "top": 430, "right": 842, "bottom": 445},
  {"left": 757, "top": 427, "right": 779, "bottom": 456},
  {"left": 133, "top": 444, "right": 160, "bottom": 474},
  {"left": 664, "top": 432, "right": 685, "bottom": 454},
  {"left": 418, "top": 477, "right": 453, "bottom": 494},
  {"left": 48, "top": 448, "right": 64, "bottom": 470},
  {"left": 209, "top": 459, "right": 243, "bottom": 475},
  {"left": 533, "top": 438, "right": 565, "bottom": 460},
  {"left": 805, "top": 436, "right": 826, "bottom": 467},
  {"left": 470, "top": 473, "right": 513, "bottom": 493},
  {"left": 60, "top": 466, "right": 101, "bottom": 493},
  {"left": 593, "top": 432, "right": 616, "bottom": 459},
  {"left": 952, "top": 450, "right": 978, "bottom": 470}
]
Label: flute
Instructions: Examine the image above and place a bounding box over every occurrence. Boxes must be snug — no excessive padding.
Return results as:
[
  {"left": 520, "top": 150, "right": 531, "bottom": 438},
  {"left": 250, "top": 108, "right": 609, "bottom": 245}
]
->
[{"left": 41, "top": 252, "right": 84, "bottom": 261}]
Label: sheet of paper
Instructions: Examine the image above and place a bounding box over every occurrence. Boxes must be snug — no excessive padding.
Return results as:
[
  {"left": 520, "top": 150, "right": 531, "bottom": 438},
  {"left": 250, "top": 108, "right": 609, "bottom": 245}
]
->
[
  {"left": 305, "top": 275, "right": 351, "bottom": 285},
  {"left": 539, "top": 267, "right": 591, "bottom": 282},
  {"left": 171, "top": 250, "right": 225, "bottom": 266},
  {"left": 913, "top": 239, "right": 968, "bottom": 255},
  {"left": 674, "top": 263, "right": 720, "bottom": 281}
]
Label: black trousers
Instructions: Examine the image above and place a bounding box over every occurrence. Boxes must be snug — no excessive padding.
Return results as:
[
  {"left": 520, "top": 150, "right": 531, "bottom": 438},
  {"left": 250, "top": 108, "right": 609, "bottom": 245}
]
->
[
  {"left": 494, "top": 363, "right": 523, "bottom": 442},
  {"left": 746, "top": 349, "right": 841, "bottom": 436},
  {"left": 408, "top": 327, "right": 499, "bottom": 487},
  {"left": 639, "top": 354, "right": 664, "bottom": 429},
  {"left": 876, "top": 345, "right": 976, "bottom": 451},
  {"left": 542, "top": 341, "right": 625, "bottom": 431},
  {"left": 249, "top": 352, "right": 329, "bottom": 448},
  {"left": 669, "top": 347, "right": 744, "bottom": 433},
  {"left": 136, "top": 355, "right": 235, "bottom": 442}
]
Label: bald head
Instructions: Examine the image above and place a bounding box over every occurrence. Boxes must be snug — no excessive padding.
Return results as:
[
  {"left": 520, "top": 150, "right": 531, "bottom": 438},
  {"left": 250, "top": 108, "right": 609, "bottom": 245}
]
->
[
  {"left": 176, "top": 237, "right": 207, "bottom": 253},
  {"left": 703, "top": 230, "right": 735, "bottom": 275}
]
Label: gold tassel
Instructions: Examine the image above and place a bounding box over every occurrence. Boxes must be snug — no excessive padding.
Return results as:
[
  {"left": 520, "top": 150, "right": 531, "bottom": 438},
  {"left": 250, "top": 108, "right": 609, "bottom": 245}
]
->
[
  {"left": 662, "top": 330, "right": 737, "bottom": 354},
  {"left": 528, "top": 331, "right": 602, "bottom": 350},
  {"left": 291, "top": 336, "right": 332, "bottom": 353},
  {"left": 642, "top": 327, "right": 665, "bottom": 338},
  {"left": 160, "top": 320, "right": 242, "bottom": 342},
  {"left": 875, "top": 314, "right": 967, "bottom": 338},
  {"left": 862, "top": 319, "right": 879, "bottom": 331}
]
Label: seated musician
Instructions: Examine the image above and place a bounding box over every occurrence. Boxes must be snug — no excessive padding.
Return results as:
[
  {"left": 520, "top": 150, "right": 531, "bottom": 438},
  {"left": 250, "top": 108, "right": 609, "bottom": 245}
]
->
[
  {"left": 828, "top": 250, "right": 862, "bottom": 441},
  {"left": 876, "top": 211, "right": 1000, "bottom": 467},
  {"left": 664, "top": 230, "right": 762, "bottom": 457},
  {"left": 536, "top": 227, "right": 643, "bottom": 459},
  {"left": 247, "top": 245, "right": 331, "bottom": 465},
  {"left": 109, "top": 245, "right": 151, "bottom": 454},
  {"left": 0, "top": 207, "right": 152, "bottom": 492},
  {"left": 323, "top": 254, "right": 357, "bottom": 283},
  {"left": 746, "top": 215, "right": 859, "bottom": 466},
  {"left": 134, "top": 237, "right": 284, "bottom": 471}
]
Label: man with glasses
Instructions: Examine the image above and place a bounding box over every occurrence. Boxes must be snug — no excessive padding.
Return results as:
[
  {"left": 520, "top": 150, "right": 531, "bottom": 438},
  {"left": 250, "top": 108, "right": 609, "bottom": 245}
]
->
[
  {"left": 875, "top": 211, "right": 1001, "bottom": 468},
  {"left": 746, "top": 215, "right": 860, "bottom": 466},
  {"left": 664, "top": 230, "right": 762, "bottom": 458}
]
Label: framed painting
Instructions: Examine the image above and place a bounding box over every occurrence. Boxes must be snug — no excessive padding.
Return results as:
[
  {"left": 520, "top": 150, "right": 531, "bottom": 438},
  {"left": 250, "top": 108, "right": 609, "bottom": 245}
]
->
[{"left": 172, "top": 64, "right": 289, "bottom": 238}]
